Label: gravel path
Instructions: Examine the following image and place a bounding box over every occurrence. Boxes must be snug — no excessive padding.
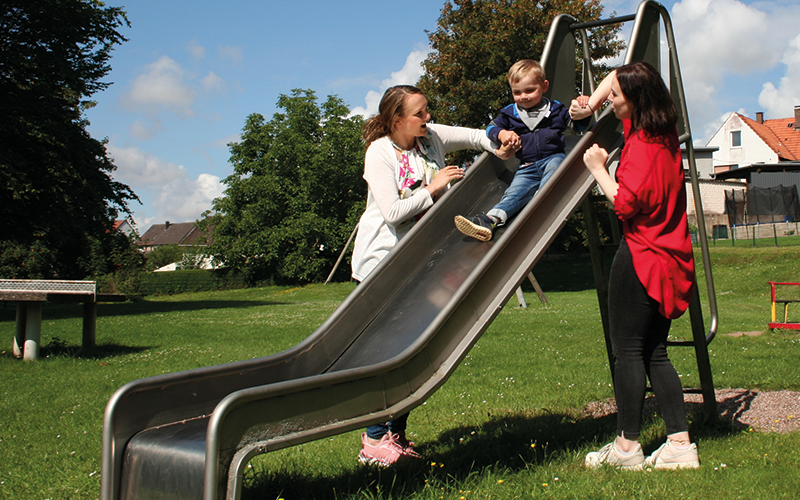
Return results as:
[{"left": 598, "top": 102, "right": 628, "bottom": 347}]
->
[{"left": 583, "top": 388, "right": 800, "bottom": 434}]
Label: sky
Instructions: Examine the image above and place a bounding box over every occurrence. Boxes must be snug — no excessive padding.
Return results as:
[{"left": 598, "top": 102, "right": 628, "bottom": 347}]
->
[{"left": 85, "top": 0, "right": 800, "bottom": 232}]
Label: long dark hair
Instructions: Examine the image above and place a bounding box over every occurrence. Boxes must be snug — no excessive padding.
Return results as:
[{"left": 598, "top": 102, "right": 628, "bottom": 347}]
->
[
  {"left": 362, "top": 85, "right": 425, "bottom": 147},
  {"left": 616, "top": 61, "right": 678, "bottom": 139}
]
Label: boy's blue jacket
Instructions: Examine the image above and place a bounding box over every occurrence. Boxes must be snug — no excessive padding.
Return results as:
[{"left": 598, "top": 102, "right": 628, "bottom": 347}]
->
[{"left": 486, "top": 98, "right": 590, "bottom": 164}]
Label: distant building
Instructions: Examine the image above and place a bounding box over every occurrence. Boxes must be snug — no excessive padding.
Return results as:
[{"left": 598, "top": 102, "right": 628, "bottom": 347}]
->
[
  {"left": 679, "top": 144, "right": 744, "bottom": 236},
  {"left": 137, "top": 221, "right": 212, "bottom": 254},
  {"left": 707, "top": 105, "right": 800, "bottom": 170},
  {"left": 113, "top": 219, "right": 136, "bottom": 237},
  {"left": 705, "top": 105, "right": 800, "bottom": 239}
]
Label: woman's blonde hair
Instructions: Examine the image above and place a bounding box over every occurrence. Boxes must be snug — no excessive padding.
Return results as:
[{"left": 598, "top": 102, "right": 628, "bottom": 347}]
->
[
  {"left": 507, "top": 59, "right": 546, "bottom": 85},
  {"left": 362, "top": 85, "right": 425, "bottom": 147}
]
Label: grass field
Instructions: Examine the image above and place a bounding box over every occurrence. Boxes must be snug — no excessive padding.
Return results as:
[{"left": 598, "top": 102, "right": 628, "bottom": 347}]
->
[{"left": 1, "top": 242, "right": 799, "bottom": 499}]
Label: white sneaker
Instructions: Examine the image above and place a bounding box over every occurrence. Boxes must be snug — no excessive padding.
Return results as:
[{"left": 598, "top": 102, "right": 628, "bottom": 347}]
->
[
  {"left": 585, "top": 441, "right": 644, "bottom": 469},
  {"left": 644, "top": 439, "right": 700, "bottom": 469}
]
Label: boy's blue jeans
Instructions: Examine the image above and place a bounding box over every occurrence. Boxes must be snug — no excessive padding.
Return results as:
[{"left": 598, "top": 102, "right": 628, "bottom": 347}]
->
[{"left": 487, "top": 152, "right": 566, "bottom": 225}]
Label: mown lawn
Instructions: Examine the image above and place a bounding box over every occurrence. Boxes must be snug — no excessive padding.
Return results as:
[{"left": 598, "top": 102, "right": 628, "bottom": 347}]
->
[{"left": 1, "top": 242, "right": 798, "bottom": 499}]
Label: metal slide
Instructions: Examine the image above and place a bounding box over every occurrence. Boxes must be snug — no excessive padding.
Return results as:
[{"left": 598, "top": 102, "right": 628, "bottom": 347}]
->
[
  {"left": 100, "top": 6, "right": 678, "bottom": 500},
  {"left": 101, "top": 122, "right": 622, "bottom": 500}
]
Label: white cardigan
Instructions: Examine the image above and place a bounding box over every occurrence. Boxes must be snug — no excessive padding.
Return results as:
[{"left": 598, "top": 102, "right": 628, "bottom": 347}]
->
[{"left": 351, "top": 123, "right": 499, "bottom": 281}]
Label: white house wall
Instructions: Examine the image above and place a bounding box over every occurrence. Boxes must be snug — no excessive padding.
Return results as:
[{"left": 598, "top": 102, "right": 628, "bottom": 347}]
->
[{"left": 707, "top": 113, "right": 778, "bottom": 167}]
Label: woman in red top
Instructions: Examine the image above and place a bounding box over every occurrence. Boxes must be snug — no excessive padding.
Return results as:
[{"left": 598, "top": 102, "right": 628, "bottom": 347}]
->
[{"left": 569, "top": 62, "right": 699, "bottom": 470}]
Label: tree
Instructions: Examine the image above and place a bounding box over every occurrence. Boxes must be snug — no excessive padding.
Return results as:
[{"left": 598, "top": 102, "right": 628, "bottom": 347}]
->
[
  {"left": 145, "top": 244, "right": 185, "bottom": 271},
  {"left": 201, "top": 90, "right": 365, "bottom": 285},
  {"left": 0, "top": 0, "right": 139, "bottom": 279},
  {"left": 418, "top": 0, "right": 623, "bottom": 164}
]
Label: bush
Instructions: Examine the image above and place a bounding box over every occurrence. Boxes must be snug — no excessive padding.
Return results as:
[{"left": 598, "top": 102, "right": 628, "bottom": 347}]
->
[
  {"left": 95, "top": 269, "right": 145, "bottom": 299},
  {"left": 140, "top": 269, "right": 250, "bottom": 296}
]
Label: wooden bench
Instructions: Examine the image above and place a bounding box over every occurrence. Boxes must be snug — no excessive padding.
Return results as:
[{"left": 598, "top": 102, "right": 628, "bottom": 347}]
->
[
  {"left": 768, "top": 281, "right": 800, "bottom": 330},
  {"left": 1, "top": 280, "right": 126, "bottom": 360}
]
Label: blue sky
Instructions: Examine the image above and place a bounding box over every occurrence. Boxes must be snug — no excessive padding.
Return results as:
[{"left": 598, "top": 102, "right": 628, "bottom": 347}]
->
[{"left": 87, "top": 0, "right": 800, "bottom": 232}]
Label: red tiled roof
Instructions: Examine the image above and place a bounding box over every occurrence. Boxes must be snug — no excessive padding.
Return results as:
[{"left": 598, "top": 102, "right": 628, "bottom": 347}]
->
[{"left": 739, "top": 113, "right": 800, "bottom": 161}]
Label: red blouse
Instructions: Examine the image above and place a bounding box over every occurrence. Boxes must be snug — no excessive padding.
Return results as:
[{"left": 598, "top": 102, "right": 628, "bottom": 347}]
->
[{"left": 614, "top": 120, "right": 694, "bottom": 319}]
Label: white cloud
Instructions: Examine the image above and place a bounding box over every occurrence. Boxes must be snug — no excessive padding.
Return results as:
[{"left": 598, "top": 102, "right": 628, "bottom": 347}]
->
[
  {"left": 672, "top": 0, "right": 776, "bottom": 80},
  {"left": 201, "top": 71, "right": 224, "bottom": 93},
  {"left": 218, "top": 45, "right": 243, "bottom": 63},
  {"left": 350, "top": 48, "right": 432, "bottom": 117},
  {"left": 129, "top": 119, "right": 163, "bottom": 140},
  {"left": 107, "top": 143, "right": 186, "bottom": 186},
  {"left": 153, "top": 173, "right": 224, "bottom": 222},
  {"left": 668, "top": 0, "right": 800, "bottom": 141},
  {"left": 759, "top": 33, "right": 800, "bottom": 118},
  {"left": 125, "top": 56, "right": 197, "bottom": 116},
  {"left": 188, "top": 38, "right": 206, "bottom": 59},
  {"left": 106, "top": 143, "right": 224, "bottom": 225}
]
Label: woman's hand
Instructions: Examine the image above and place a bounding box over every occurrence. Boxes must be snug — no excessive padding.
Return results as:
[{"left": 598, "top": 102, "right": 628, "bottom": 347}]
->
[
  {"left": 582, "top": 143, "right": 618, "bottom": 203},
  {"left": 569, "top": 96, "right": 593, "bottom": 121},
  {"left": 495, "top": 142, "right": 519, "bottom": 160},
  {"left": 425, "top": 165, "right": 465, "bottom": 197},
  {"left": 583, "top": 143, "right": 609, "bottom": 173}
]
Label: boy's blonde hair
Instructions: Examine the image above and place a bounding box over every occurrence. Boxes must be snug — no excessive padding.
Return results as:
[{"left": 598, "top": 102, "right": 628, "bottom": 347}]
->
[{"left": 507, "top": 59, "right": 546, "bottom": 84}]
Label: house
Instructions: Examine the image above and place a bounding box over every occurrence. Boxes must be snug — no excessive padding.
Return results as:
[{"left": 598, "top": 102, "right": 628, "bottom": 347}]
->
[
  {"left": 112, "top": 219, "right": 136, "bottom": 237},
  {"left": 707, "top": 106, "right": 800, "bottom": 169},
  {"left": 705, "top": 105, "right": 800, "bottom": 239},
  {"left": 137, "top": 221, "right": 213, "bottom": 254},
  {"left": 680, "top": 145, "right": 746, "bottom": 237}
]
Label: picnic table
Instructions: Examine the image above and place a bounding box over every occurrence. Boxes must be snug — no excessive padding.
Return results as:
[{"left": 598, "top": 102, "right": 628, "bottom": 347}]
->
[{"left": 1, "top": 279, "right": 126, "bottom": 360}]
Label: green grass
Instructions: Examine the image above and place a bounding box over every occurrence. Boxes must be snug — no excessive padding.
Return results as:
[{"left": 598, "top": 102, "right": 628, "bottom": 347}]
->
[{"left": 1, "top": 244, "right": 799, "bottom": 499}]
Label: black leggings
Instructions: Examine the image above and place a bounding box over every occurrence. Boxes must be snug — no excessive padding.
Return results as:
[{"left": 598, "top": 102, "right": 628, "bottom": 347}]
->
[{"left": 608, "top": 238, "right": 688, "bottom": 439}]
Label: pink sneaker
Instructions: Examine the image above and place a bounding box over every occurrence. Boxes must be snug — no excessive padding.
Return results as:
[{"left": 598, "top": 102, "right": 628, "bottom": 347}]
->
[
  {"left": 358, "top": 433, "right": 405, "bottom": 466},
  {"left": 358, "top": 432, "right": 422, "bottom": 466},
  {"left": 394, "top": 432, "right": 422, "bottom": 458}
]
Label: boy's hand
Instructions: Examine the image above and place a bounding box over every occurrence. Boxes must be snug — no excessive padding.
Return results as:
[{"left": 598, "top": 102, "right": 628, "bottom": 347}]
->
[
  {"left": 569, "top": 96, "right": 593, "bottom": 120},
  {"left": 498, "top": 130, "right": 521, "bottom": 149}
]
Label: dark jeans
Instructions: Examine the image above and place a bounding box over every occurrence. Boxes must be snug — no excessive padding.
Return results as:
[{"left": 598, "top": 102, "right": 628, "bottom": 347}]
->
[
  {"left": 608, "top": 238, "right": 689, "bottom": 440},
  {"left": 366, "top": 412, "right": 410, "bottom": 440}
]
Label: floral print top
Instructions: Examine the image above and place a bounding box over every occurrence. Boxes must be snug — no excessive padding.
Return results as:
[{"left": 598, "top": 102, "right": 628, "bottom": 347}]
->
[{"left": 393, "top": 134, "right": 442, "bottom": 199}]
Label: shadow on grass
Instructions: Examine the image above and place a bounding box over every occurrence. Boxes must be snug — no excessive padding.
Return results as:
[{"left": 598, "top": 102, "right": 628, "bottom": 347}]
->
[
  {"left": 0, "top": 299, "right": 289, "bottom": 323},
  {"left": 40, "top": 339, "right": 152, "bottom": 360},
  {"left": 242, "top": 406, "right": 740, "bottom": 500}
]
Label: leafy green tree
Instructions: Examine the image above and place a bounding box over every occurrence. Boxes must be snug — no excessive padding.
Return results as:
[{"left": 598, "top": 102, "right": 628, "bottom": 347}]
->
[
  {"left": 201, "top": 90, "right": 365, "bottom": 285},
  {"left": 419, "top": 0, "right": 623, "bottom": 164},
  {"left": 0, "top": 0, "right": 139, "bottom": 279},
  {"left": 145, "top": 244, "right": 185, "bottom": 271}
]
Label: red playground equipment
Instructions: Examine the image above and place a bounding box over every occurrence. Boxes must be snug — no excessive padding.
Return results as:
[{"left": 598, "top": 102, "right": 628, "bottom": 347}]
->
[{"left": 768, "top": 281, "right": 800, "bottom": 330}]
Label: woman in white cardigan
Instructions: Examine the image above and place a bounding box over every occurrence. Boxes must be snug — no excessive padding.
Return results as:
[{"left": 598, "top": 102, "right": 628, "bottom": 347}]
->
[
  {"left": 351, "top": 85, "right": 515, "bottom": 281},
  {"left": 351, "top": 85, "right": 515, "bottom": 466}
]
